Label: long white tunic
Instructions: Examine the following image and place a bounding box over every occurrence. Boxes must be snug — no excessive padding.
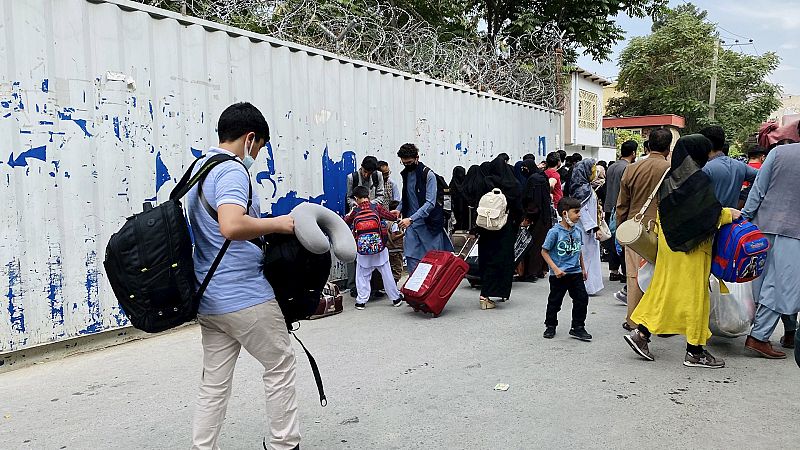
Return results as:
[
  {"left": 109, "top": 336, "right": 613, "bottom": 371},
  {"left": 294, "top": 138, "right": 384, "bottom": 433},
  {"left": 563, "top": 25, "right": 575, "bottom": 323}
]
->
[{"left": 579, "top": 191, "right": 604, "bottom": 295}]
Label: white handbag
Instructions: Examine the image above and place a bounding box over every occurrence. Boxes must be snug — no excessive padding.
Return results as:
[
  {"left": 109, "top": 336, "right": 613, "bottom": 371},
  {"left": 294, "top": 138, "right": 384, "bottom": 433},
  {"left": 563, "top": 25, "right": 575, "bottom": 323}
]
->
[{"left": 616, "top": 169, "right": 670, "bottom": 264}]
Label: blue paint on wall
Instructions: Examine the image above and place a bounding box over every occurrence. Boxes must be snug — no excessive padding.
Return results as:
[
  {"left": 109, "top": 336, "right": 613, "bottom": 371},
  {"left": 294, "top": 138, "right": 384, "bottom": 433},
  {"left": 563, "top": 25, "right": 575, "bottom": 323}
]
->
[
  {"left": 155, "top": 152, "right": 171, "bottom": 193},
  {"left": 271, "top": 191, "right": 324, "bottom": 216},
  {"left": 41, "top": 79, "right": 49, "bottom": 92},
  {"left": 6, "top": 259, "right": 25, "bottom": 333},
  {"left": 538, "top": 136, "right": 547, "bottom": 157},
  {"left": 321, "top": 147, "right": 356, "bottom": 215},
  {"left": 7, "top": 145, "right": 46, "bottom": 168},
  {"left": 80, "top": 251, "right": 103, "bottom": 334},
  {"left": 456, "top": 142, "right": 468, "bottom": 155},
  {"left": 113, "top": 117, "right": 121, "bottom": 141},
  {"left": 148, "top": 101, "right": 154, "bottom": 120},
  {"left": 47, "top": 254, "right": 65, "bottom": 328},
  {"left": 57, "top": 108, "right": 92, "bottom": 137},
  {"left": 191, "top": 147, "right": 203, "bottom": 159},
  {"left": 254, "top": 142, "right": 277, "bottom": 198}
]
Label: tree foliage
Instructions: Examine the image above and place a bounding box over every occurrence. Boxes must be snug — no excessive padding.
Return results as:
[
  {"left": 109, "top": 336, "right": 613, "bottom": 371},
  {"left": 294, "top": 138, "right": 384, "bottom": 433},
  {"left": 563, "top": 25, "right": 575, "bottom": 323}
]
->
[{"left": 608, "top": 4, "right": 781, "bottom": 145}]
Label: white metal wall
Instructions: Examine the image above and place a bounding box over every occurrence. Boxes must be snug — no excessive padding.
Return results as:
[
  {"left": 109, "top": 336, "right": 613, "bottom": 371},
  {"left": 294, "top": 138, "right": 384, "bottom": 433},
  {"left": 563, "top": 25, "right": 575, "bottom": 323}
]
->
[{"left": 0, "top": 0, "right": 562, "bottom": 352}]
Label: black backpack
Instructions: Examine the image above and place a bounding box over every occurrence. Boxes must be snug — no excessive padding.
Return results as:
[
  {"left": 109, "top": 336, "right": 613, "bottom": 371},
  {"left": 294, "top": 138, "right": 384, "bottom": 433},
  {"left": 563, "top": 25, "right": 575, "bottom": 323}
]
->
[
  {"left": 422, "top": 166, "right": 449, "bottom": 231},
  {"left": 103, "top": 154, "right": 246, "bottom": 333},
  {"left": 351, "top": 170, "right": 381, "bottom": 194}
]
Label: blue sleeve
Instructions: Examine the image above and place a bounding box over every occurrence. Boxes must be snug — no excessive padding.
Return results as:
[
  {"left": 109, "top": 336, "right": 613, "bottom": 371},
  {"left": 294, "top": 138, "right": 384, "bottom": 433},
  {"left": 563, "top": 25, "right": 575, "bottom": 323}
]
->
[
  {"left": 214, "top": 162, "right": 250, "bottom": 211},
  {"left": 542, "top": 228, "right": 556, "bottom": 251},
  {"left": 410, "top": 171, "right": 437, "bottom": 222},
  {"left": 742, "top": 150, "right": 775, "bottom": 219},
  {"left": 393, "top": 181, "right": 401, "bottom": 203}
]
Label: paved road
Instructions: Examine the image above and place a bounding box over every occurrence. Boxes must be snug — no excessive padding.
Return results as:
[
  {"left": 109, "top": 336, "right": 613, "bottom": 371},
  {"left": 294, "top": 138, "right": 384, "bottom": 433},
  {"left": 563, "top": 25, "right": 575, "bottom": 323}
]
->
[{"left": 1, "top": 274, "right": 797, "bottom": 449}]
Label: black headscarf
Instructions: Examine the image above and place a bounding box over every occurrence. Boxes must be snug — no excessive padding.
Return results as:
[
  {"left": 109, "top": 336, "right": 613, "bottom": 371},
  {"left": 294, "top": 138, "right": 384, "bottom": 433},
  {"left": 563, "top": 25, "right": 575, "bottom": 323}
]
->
[
  {"left": 463, "top": 155, "right": 522, "bottom": 218},
  {"left": 449, "top": 166, "right": 466, "bottom": 193},
  {"left": 658, "top": 134, "right": 722, "bottom": 252},
  {"left": 521, "top": 159, "right": 551, "bottom": 226}
]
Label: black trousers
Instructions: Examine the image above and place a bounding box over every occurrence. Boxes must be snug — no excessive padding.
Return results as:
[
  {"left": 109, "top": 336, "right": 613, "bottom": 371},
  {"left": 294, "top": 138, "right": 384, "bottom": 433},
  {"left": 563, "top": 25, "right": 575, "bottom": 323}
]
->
[
  {"left": 545, "top": 273, "right": 589, "bottom": 328},
  {"left": 604, "top": 212, "right": 625, "bottom": 274}
]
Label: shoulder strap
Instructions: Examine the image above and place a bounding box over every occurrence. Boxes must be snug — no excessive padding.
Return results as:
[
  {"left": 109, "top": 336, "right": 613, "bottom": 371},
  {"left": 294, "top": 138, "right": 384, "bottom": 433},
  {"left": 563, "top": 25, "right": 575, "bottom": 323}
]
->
[
  {"left": 372, "top": 171, "right": 379, "bottom": 187},
  {"left": 351, "top": 171, "right": 359, "bottom": 193},
  {"left": 634, "top": 168, "right": 670, "bottom": 222},
  {"left": 170, "top": 154, "right": 237, "bottom": 201},
  {"left": 291, "top": 332, "right": 327, "bottom": 407}
]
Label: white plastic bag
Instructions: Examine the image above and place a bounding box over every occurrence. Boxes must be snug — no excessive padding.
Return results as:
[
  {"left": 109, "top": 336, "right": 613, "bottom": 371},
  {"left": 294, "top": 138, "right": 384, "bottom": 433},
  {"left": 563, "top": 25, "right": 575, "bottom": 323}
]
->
[
  {"left": 709, "top": 277, "right": 756, "bottom": 338},
  {"left": 637, "top": 260, "right": 654, "bottom": 293}
]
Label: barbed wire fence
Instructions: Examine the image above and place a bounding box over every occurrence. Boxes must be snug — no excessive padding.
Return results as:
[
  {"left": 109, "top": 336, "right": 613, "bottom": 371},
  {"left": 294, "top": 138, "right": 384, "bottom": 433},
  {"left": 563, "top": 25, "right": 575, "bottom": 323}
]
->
[{"left": 138, "top": 0, "right": 564, "bottom": 109}]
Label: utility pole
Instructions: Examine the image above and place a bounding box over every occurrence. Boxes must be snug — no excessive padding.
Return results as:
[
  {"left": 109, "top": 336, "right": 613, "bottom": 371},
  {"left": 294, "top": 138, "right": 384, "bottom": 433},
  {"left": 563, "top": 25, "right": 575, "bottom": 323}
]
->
[{"left": 708, "top": 36, "right": 720, "bottom": 121}]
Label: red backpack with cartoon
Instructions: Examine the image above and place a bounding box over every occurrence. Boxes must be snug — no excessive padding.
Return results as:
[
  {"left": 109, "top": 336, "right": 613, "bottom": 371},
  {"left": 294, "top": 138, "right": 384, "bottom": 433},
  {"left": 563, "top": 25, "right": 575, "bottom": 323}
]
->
[{"left": 352, "top": 205, "right": 385, "bottom": 255}]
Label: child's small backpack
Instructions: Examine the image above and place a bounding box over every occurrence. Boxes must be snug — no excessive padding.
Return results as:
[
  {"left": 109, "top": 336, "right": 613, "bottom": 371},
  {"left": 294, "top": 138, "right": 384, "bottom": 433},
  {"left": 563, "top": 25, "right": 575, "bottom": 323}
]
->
[
  {"left": 712, "top": 218, "right": 770, "bottom": 283},
  {"left": 352, "top": 205, "right": 385, "bottom": 255},
  {"left": 476, "top": 188, "right": 508, "bottom": 231}
]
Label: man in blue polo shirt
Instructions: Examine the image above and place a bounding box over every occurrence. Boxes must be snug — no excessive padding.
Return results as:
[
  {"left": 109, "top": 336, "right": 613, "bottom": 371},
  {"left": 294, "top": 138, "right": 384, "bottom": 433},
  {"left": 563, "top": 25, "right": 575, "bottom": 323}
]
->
[
  {"left": 699, "top": 126, "right": 757, "bottom": 208},
  {"left": 187, "top": 102, "right": 299, "bottom": 450}
]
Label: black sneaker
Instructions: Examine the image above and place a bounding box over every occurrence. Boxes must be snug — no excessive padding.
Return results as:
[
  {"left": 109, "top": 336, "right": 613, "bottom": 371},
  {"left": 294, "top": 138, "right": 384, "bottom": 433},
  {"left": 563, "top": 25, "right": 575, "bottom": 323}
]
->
[
  {"left": 569, "top": 327, "right": 592, "bottom": 341},
  {"left": 543, "top": 326, "right": 556, "bottom": 339},
  {"left": 349, "top": 289, "right": 358, "bottom": 298},
  {"left": 392, "top": 295, "right": 404, "bottom": 307},
  {"left": 373, "top": 290, "right": 386, "bottom": 298},
  {"left": 355, "top": 303, "right": 366, "bottom": 310}
]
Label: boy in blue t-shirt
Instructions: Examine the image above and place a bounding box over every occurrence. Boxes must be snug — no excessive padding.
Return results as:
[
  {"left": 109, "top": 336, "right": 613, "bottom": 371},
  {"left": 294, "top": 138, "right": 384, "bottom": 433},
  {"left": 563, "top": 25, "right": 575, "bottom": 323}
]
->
[{"left": 541, "top": 197, "right": 592, "bottom": 341}]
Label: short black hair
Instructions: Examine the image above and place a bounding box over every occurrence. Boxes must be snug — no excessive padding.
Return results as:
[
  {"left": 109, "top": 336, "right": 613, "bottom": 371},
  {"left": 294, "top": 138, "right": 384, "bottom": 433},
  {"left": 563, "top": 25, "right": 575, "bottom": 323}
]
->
[
  {"left": 557, "top": 197, "right": 581, "bottom": 215},
  {"left": 699, "top": 125, "right": 725, "bottom": 151},
  {"left": 572, "top": 153, "right": 583, "bottom": 162},
  {"left": 389, "top": 200, "right": 400, "bottom": 210},
  {"left": 748, "top": 146, "right": 767, "bottom": 158},
  {"left": 620, "top": 140, "right": 638, "bottom": 158},
  {"left": 546, "top": 152, "right": 560, "bottom": 168},
  {"left": 648, "top": 129, "right": 672, "bottom": 153},
  {"left": 597, "top": 161, "right": 607, "bottom": 169},
  {"left": 557, "top": 150, "right": 567, "bottom": 162},
  {"left": 377, "top": 160, "right": 389, "bottom": 169},
  {"left": 217, "top": 102, "right": 270, "bottom": 143},
  {"left": 352, "top": 185, "right": 370, "bottom": 199},
  {"left": 643, "top": 140, "right": 650, "bottom": 152},
  {"left": 722, "top": 142, "right": 730, "bottom": 156},
  {"left": 523, "top": 153, "right": 536, "bottom": 161},
  {"left": 362, "top": 157, "right": 378, "bottom": 172},
  {"left": 397, "top": 143, "right": 419, "bottom": 158}
]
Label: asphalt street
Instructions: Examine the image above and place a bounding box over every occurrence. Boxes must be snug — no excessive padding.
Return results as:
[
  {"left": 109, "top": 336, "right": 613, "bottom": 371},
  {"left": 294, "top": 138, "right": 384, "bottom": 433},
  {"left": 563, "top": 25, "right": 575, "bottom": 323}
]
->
[{"left": 1, "top": 273, "right": 797, "bottom": 449}]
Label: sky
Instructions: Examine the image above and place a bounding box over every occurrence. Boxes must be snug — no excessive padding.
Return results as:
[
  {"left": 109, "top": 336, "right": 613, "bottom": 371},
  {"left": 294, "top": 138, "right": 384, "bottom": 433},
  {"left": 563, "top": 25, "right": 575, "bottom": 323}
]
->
[{"left": 577, "top": 0, "right": 800, "bottom": 95}]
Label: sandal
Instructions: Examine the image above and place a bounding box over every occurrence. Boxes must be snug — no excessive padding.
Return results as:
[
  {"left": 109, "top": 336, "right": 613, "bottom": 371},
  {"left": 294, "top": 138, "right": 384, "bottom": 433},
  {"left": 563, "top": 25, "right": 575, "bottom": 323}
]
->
[{"left": 479, "top": 296, "right": 496, "bottom": 310}]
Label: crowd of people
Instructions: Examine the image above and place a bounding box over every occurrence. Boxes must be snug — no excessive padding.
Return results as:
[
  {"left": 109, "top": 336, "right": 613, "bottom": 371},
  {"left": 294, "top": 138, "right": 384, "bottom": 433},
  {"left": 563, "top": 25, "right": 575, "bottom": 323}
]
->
[
  {"left": 345, "top": 121, "right": 800, "bottom": 371},
  {"left": 186, "top": 101, "right": 799, "bottom": 449}
]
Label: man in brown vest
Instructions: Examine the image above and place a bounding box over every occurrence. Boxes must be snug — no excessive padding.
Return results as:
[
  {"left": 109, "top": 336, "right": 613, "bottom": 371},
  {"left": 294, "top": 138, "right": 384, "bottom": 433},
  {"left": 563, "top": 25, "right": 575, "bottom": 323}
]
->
[{"left": 616, "top": 128, "right": 673, "bottom": 331}]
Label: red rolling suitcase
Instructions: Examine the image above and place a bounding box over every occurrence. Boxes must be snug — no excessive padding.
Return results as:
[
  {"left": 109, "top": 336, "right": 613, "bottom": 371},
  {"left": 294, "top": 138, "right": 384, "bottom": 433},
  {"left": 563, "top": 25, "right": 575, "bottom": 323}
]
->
[{"left": 401, "top": 250, "right": 468, "bottom": 317}]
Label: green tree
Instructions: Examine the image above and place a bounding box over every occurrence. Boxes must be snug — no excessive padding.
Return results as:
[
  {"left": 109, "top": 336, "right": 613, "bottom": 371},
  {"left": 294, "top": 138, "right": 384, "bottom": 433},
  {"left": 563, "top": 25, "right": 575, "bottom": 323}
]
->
[
  {"left": 608, "top": 4, "right": 781, "bottom": 146},
  {"left": 468, "top": 0, "right": 668, "bottom": 60}
]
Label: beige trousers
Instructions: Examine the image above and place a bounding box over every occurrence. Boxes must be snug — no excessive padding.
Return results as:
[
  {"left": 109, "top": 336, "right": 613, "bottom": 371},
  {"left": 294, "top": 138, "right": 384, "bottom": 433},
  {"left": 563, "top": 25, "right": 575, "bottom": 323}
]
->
[
  {"left": 192, "top": 301, "right": 300, "bottom": 450},
  {"left": 625, "top": 248, "right": 645, "bottom": 328}
]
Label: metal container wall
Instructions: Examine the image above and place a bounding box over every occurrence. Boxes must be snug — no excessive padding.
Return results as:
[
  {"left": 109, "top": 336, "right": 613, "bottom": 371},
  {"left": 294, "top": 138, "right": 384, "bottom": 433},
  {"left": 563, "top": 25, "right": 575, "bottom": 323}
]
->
[{"left": 0, "top": 0, "right": 562, "bottom": 352}]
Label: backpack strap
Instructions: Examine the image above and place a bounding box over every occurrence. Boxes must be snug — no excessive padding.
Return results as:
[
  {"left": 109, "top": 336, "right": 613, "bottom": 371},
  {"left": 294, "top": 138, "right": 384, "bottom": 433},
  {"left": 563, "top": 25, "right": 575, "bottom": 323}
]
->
[
  {"left": 193, "top": 155, "right": 263, "bottom": 248},
  {"left": 291, "top": 331, "right": 327, "bottom": 407}
]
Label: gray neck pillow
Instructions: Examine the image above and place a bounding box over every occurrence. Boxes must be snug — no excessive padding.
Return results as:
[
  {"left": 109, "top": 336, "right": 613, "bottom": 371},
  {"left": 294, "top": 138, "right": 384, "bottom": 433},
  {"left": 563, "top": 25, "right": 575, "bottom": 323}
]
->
[{"left": 289, "top": 202, "right": 357, "bottom": 263}]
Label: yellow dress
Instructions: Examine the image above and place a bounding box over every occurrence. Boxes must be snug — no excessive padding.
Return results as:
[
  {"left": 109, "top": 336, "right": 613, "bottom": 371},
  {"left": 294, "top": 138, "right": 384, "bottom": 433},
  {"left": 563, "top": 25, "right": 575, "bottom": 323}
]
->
[{"left": 631, "top": 208, "right": 732, "bottom": 345}]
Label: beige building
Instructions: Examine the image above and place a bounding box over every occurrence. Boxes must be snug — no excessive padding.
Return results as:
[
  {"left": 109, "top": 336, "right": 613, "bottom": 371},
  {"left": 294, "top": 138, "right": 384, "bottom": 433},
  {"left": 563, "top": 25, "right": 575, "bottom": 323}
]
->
[{"left": 770, "top": 94, "right": 800, "bottom": 125}]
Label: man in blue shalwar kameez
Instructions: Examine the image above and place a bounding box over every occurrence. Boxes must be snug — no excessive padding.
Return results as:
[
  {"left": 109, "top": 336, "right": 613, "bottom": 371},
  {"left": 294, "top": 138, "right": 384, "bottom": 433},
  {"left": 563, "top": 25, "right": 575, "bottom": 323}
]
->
[{"left": 394, "top": 143, "right": 453, "bottom": 275}]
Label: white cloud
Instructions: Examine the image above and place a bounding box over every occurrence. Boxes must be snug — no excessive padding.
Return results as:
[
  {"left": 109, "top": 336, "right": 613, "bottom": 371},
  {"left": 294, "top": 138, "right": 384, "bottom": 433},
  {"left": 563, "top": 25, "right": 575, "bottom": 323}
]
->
[
  {"left": 780, "top": 43, "right": 798, "bottom": 50},
  {"left": 776, "top": 64, "right": 799, "bottom": 72}
]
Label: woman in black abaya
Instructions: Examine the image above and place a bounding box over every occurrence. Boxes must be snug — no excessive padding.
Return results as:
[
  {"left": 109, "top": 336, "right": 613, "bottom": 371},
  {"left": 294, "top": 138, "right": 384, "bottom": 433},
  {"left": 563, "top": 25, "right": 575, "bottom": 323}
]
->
[{"left": 463, "top": 155, "right": 522, "bottom": 310}]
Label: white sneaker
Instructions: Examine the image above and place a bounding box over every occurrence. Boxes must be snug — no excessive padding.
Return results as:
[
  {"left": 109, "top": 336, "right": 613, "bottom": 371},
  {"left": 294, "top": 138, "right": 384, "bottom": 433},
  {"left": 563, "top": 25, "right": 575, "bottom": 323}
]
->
[{"left": 614, "top": 290, "right": 627, "bottom": 305}]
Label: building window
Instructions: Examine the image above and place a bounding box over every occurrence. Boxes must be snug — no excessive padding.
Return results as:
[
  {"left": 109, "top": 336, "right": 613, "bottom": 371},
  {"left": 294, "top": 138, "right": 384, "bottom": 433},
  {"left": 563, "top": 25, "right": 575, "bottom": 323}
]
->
[{"left": 578, "top": 89, "right": 598, "bottom": 130}]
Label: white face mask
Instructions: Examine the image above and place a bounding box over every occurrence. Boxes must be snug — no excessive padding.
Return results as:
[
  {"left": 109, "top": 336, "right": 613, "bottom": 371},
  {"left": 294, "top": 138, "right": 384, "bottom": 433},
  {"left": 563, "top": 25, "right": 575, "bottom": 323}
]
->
[
  {"left": 563, "top": 213, "right": 576, "bottom": 227},
  {"left": 242, "top": 138, "right": 255, "bottom": 170}
]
